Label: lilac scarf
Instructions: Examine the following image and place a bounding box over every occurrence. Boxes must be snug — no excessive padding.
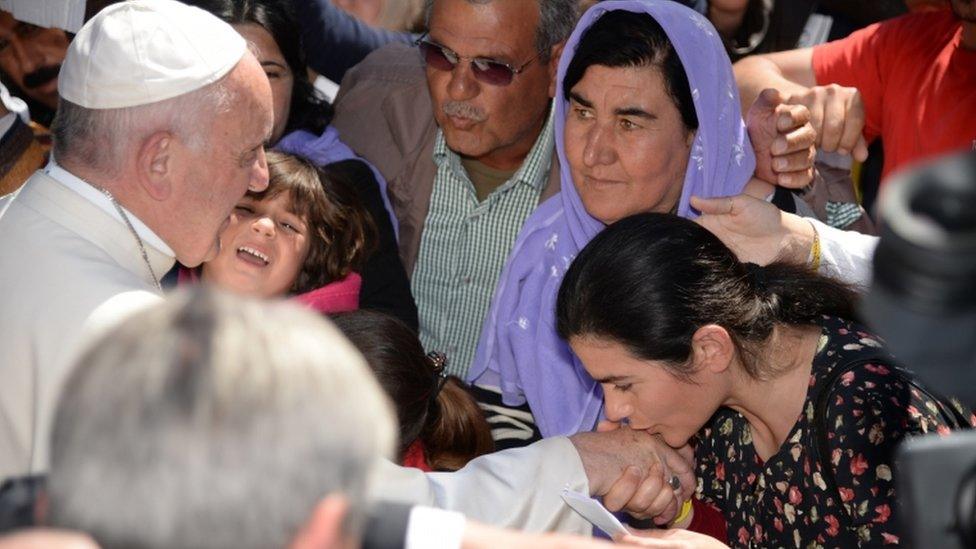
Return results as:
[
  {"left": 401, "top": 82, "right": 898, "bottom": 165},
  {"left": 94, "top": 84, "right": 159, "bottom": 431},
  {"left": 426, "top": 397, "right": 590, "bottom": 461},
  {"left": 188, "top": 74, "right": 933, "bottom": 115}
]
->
[
  {"left": 468, "top": 0, "right": 756, "bottom": 437},
  {"left": 277, "top": 125, "right": 399, "bottom": 238}
]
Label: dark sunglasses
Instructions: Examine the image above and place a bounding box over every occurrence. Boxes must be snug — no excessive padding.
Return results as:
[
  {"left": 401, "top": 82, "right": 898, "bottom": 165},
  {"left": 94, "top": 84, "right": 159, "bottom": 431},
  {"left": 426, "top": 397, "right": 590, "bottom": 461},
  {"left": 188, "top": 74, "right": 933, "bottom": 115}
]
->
[{"left": 416, "top": 34, "right": 541, "bottom": 87}]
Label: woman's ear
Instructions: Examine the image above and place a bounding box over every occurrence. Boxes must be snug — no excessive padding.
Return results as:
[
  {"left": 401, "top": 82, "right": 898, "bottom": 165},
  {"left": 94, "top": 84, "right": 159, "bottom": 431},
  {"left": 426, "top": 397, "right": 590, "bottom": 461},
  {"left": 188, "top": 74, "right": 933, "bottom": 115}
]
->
[{"left": 690, "top": 324, "right": 735, "bottom": 375}]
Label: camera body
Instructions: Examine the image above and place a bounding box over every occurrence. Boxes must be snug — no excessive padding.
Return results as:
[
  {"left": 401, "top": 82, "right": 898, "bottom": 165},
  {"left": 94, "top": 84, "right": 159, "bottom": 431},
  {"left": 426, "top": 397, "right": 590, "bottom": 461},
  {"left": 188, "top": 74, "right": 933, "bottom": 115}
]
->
[{"left": 865, "top": 151, "right": 976, "bottom": 548}]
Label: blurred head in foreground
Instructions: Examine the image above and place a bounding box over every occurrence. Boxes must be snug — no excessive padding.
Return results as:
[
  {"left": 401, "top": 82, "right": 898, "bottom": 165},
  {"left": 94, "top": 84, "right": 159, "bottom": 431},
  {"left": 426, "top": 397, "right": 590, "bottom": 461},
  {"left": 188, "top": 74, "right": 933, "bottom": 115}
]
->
[{"left": 47, "top": 287, "right": 396, "bottom": 549}]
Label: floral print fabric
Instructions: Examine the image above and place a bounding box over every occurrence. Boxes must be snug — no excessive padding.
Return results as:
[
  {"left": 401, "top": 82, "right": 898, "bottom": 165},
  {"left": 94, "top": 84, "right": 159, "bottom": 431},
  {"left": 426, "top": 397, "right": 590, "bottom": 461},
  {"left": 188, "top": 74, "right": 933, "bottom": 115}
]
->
[{"left": 695, "top": 316, "right": 975, "bottom": 548}]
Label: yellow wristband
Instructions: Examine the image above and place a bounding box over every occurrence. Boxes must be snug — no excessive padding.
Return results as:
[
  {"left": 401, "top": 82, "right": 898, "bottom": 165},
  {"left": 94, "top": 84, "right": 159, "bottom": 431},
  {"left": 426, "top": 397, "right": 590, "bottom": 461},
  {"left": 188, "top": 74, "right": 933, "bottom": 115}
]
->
[
  {"left": 808, "top": 221, "right": 822, "bottom": 272},
  {"left": 670, "top": 499, "right": 693, "bottom": 527}
]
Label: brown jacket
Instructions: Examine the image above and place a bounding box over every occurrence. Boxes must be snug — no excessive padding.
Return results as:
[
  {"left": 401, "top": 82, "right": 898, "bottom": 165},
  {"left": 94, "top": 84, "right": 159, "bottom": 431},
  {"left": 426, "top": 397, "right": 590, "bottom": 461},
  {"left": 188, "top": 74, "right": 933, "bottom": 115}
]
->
[{"left": 331, "top": 43, "right": 561, "bottom": 275}]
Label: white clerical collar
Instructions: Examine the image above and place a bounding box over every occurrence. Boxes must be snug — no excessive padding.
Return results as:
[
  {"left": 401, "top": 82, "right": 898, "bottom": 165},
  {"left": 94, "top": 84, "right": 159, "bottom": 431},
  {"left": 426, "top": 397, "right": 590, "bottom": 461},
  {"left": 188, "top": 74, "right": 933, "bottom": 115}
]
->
[{"left": 44, "top": 158, "right": 176, "bottom": 258}]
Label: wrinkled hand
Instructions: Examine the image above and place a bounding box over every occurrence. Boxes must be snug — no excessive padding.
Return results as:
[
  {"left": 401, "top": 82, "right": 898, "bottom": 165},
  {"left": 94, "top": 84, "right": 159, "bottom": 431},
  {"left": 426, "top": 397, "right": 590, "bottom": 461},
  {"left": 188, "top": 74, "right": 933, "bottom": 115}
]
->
[
  {"left": 746, "top": 88, "right": 816, "bottom": 188},
  {"left": 573, "top": 425, "right": 695, "bottom": 524},
  {"left": 691, "top": 194, "right": 814, "bottom": 266},
  {"left": 785, "top": 84, "right": 869, "bottom": 162},
  {"left": 616, "top": 529, "right": 731, "bottom": 548}
]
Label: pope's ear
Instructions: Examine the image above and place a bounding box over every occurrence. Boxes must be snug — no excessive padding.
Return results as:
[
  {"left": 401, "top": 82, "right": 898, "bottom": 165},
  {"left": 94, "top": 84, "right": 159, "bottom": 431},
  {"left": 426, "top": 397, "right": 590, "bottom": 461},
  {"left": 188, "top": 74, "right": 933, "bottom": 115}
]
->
[{"left": 136, "top": 131, "right": 175, "bottom": 201}]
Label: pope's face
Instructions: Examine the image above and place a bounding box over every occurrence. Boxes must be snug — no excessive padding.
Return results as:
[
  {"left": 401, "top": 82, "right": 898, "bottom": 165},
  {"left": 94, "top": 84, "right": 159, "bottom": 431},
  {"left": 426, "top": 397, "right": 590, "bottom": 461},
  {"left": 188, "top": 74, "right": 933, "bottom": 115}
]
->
[{"left": 170, "top": 53, "right": 274, "bottom": 267}]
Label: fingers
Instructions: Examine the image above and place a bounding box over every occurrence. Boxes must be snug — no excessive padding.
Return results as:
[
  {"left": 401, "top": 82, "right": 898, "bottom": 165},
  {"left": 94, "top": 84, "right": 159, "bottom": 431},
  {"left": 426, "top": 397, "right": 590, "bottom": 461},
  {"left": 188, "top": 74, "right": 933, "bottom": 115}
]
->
[
  {"left": 819, "top": 89, "right": 847, "bottom": 153},
  {"left": 662, "top": 459, "right": 696, "bottom": 502},
  {"left": 650, "top": 488, "right": 680, "bottom": 526},
  {"left": 743, "top": 178, "right": 774, "bottom": 199},
  {"left": 752, "top": 87, "right": 783, "bottom": 114},
  {"left": 778, "top": 167, "right": 814, "bottom": 189},
  {"left": 597, "top": 420, "right": 621, "bottom": 432},
  {"left": 774, "top": 102, "right": 810, "bottom": 133},
  {"left": 690, "top": 195, "right": 735, "bottom": 216},
  {"left": 853, "top": 135, "right": 869, "bottom": 163},
  {"left": 622, "top": 462, "right": 674, "bottom": 519},
  {"left": 836, "top": 92, "right": 866, "bottom": 157},
  {"left": 772, "top": 146, "right": 815, "bottom": 174},
  {"left": 603, "top": 465, "right": 643, "bottom": 512},
  {"left": 772, "top": 123, "right": 816, "bottom": 157}
]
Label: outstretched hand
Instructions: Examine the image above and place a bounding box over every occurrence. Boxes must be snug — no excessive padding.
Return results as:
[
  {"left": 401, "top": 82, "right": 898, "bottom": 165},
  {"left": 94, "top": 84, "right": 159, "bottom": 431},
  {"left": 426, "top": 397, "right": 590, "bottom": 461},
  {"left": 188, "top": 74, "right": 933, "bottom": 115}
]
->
[
  {"left": 691, "top": 193, "right": 814, "bottom": 267},
  {"left": 573, "top": 424, "right": 695, "bottom": 524}
]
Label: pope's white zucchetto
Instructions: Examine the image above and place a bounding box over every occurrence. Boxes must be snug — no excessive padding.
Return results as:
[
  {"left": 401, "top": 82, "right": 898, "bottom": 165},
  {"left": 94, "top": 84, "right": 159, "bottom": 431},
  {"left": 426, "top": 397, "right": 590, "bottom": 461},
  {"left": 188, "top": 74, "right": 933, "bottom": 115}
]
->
[{"left": 58, "top": 0, "right": 247, "bottom": 110}]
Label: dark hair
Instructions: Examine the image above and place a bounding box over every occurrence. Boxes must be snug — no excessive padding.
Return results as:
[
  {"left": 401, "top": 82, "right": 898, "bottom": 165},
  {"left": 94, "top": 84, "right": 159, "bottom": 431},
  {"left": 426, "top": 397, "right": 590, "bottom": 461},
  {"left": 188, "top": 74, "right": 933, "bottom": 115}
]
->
[
  {"left": 252, "top": 152, "right": 376, "bottom": 293},
  {"left": 423, "top": 0, "right": 579, "bottom": 63},
  {"left": 556, "top": 214, "right": 858, "bottom": 380},
  {"left": 331, "top": 311, "right": 495, "bottom": 470},
  {"left": 183, "top": 0, "right": 333, "bottom": 136},
  {"left": 563, "top": 10, "right": 698, "bottom": 131}
]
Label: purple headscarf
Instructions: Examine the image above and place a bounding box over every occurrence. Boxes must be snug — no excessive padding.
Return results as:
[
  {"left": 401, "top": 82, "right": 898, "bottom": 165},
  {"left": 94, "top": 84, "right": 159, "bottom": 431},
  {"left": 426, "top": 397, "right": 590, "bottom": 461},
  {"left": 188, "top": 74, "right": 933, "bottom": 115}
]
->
[
  {"left": 277, "top": 125, "right": 399, "bottom": 238},
  {"left": 468, "top": 0, "right": 756, "bottom": 438}
]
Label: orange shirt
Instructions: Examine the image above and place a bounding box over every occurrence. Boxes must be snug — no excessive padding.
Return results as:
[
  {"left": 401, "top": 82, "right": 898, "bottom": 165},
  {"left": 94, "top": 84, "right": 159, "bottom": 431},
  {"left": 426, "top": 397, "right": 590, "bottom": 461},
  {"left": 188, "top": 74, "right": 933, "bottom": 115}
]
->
[{"left": 813, "top": 10, "right": 976, "bottom": 184}]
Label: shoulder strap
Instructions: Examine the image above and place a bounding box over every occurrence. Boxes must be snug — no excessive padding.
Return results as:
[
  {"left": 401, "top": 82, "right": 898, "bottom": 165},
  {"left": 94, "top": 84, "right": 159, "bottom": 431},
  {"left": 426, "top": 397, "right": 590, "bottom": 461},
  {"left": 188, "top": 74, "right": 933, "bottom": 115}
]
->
[{"left": 813, "top": 354, "right": 971, "bottom": 521}]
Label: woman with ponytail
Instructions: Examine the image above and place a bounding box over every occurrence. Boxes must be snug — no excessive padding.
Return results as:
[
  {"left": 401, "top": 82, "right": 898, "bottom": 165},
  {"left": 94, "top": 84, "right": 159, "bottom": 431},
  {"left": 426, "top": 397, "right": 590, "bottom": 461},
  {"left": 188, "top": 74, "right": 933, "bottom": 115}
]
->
[
  {"left": 556, "top": 213, "right": 974, "bottom": 548},
  {"left": 332, "top": 311, "right": 494, "bottom": 471}
]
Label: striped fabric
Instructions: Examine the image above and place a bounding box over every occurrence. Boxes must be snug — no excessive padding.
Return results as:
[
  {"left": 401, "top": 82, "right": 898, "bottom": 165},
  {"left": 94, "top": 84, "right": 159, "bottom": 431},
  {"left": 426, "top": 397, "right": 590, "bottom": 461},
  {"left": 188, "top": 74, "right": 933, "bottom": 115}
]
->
[{"left": 412, "top": 112, "right": 555, "bottom": 377}]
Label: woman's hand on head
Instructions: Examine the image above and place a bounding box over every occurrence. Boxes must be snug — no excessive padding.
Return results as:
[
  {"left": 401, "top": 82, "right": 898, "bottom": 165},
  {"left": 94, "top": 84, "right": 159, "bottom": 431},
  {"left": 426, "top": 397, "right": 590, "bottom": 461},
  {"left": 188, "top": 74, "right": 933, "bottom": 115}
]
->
[
  {"left": 746, "top": 88, "right": 817, "bottom": 189},
  {"left": 691, "top": 193, "right": 815, "bottom": 266}
]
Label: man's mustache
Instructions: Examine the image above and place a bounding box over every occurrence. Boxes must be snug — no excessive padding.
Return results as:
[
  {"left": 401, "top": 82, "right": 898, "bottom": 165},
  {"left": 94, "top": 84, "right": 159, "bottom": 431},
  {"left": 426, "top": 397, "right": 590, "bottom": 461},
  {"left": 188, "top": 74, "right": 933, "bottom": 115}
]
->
[
  {"left": 443, "top": 101, "right": 486, "bottom": 122},
  {"left": 23, "top": 64, "right": 61, "bottom": 90}
]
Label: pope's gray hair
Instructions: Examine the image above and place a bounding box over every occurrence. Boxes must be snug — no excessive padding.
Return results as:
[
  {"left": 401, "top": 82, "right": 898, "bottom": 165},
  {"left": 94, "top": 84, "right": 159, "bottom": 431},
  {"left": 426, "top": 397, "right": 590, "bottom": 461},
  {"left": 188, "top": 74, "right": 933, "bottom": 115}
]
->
[
  {"left": 47, "top": 288, "right": 397, "bottom": 549},
  {"left": 50, "top": 76, "right": 236, "bottom": 177},
  {"left": 424, "top": 0, "right": 578, "bottom": 62}
]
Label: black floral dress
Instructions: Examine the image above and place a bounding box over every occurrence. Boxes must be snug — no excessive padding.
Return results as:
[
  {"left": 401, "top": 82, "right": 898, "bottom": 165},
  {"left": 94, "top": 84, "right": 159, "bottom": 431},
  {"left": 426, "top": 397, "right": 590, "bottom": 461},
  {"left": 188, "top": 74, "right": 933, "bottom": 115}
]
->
[{"left": 694, "top": 316, "right": 974, "bottom": 548}]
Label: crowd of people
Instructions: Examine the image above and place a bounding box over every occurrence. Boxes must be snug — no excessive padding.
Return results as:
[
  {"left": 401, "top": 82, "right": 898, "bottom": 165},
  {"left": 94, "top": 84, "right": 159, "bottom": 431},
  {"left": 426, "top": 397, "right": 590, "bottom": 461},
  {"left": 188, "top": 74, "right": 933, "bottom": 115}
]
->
[{"left": 0, "top": 0, "right": 973, "bottom": 547}]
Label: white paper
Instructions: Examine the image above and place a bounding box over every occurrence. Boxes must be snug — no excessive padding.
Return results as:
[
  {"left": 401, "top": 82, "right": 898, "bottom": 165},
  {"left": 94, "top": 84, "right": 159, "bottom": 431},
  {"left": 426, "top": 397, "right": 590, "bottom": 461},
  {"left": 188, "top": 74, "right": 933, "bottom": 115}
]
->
[{"left": 560, "top": 488, "right": 629, "bottom": 537}]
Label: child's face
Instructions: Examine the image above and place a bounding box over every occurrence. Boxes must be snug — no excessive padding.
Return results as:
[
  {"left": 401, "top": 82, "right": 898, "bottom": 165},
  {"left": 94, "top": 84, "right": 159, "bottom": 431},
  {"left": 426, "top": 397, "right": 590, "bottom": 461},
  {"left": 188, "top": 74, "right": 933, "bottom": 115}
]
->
[{"left": 202, "top": 192, "right": 310, "bottom": 298}]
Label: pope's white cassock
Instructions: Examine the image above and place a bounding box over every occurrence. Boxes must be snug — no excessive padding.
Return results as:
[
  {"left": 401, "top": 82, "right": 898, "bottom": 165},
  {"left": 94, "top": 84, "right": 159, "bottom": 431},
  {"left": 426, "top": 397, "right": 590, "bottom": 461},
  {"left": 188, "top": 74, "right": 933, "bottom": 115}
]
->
[
  {"left": 0, "top": 163, "right": 172, "bottom": 480},
  {"left": 0, "top": 166, "right": 591, "bottom": 534}
]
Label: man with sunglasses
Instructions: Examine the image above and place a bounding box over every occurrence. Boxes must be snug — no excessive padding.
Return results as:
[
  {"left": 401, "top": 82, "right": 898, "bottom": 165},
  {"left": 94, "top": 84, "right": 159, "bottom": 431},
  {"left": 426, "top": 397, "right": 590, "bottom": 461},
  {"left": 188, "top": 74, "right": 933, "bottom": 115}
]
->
[{"left": 332, "top": 0, "right": 574, "bottom": 386}]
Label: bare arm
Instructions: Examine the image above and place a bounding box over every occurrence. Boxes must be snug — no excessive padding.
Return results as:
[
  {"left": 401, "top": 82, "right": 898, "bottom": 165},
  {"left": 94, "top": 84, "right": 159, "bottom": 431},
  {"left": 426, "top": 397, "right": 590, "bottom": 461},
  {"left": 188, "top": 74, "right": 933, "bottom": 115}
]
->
[
  {"left": 735, "top": 48, "right": 868, "bottom": 161},
  {"left": 733, "top": 48, "right": 817, "bottom": 115}
]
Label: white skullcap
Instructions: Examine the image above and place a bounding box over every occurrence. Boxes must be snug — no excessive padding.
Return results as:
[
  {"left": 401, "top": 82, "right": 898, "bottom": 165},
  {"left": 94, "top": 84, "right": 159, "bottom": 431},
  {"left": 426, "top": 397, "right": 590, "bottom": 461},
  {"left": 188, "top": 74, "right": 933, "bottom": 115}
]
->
[{"left": 58, "top": 0, "right": 247, "bottom": 110}]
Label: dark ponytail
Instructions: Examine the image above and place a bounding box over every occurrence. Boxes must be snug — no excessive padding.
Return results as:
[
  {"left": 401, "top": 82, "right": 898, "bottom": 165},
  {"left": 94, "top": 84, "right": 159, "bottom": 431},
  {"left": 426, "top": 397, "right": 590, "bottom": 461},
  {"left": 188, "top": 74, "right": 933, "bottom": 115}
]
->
[
  {"left": 556, "top": 213, "right": 858, "bottom": 380},
  {"left": 421, "top": 377, "right": 495, "bottom": 472},
  {"left": 331, "top": 311, "right": 494, "bottom": 470}
]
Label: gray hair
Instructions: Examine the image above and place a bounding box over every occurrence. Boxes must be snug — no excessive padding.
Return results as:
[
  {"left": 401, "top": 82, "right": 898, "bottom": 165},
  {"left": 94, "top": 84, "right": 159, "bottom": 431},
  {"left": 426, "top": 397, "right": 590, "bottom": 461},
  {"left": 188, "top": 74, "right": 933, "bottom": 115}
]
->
[
  {"left": 50, "top": 77, "right": 236, "bottom": 177},
  {"left": 48, "top": 288, "right": 397, "bottom": 549},
  {"left": 424, "top": 0, "right": 579, "bottom": 62}
]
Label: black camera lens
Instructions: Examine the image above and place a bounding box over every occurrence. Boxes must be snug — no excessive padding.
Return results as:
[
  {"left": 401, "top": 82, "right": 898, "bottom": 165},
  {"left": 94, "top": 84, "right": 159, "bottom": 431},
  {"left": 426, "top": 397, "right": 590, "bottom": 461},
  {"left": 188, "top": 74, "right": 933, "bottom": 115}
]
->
[{"left": 872, "top": 152, "right": 976, "bottom": 315}]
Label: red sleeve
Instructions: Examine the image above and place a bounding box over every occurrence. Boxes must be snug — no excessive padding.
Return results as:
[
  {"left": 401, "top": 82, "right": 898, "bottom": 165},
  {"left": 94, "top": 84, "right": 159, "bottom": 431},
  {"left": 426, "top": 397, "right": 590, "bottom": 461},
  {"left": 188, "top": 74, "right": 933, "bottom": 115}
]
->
[
  {"left": 687, "top": 498, "right": 727, "bottom": 543},
  {"left": 811, "top": 22, "right": 890, "bottom": 143}
]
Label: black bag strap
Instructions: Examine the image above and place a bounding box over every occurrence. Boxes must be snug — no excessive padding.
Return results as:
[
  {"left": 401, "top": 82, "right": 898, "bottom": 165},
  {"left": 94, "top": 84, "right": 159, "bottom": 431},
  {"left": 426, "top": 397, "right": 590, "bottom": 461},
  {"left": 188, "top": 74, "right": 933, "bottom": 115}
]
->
[{"left": 812, "top": 354, "right": 971, "bottom": 522}]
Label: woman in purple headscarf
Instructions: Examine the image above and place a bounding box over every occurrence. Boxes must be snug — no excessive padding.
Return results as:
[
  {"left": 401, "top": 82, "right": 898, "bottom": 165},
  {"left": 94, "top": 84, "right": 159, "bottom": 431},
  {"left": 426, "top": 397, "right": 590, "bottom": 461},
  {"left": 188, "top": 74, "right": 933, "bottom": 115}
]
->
[{"left": 469, "top": 0, "right": 773, "bottom": 440}]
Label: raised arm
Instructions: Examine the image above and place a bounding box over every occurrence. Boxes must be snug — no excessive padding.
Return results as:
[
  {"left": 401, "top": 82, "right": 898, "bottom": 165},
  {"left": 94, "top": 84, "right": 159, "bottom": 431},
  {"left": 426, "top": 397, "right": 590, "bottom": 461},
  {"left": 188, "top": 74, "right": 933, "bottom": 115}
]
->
[{"left": 735, "top": 48, "right": 868, "bottom": 162}]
